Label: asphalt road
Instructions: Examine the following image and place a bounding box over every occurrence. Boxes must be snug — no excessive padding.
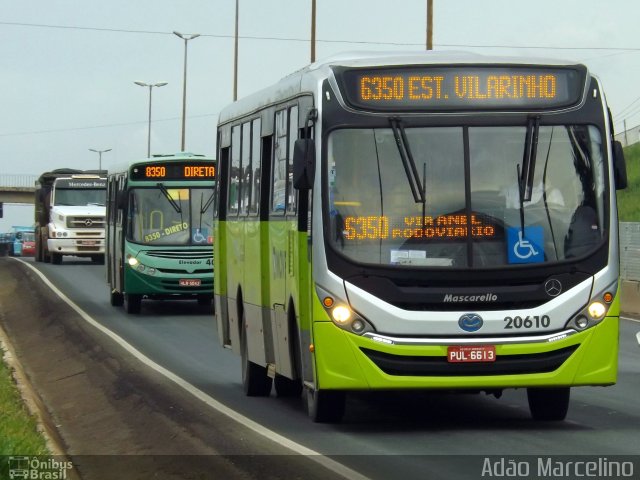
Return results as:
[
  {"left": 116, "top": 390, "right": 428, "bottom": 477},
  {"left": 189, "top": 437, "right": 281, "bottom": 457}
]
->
[{"left": 10, "top": 256, "right": 640, "bottom": 479}]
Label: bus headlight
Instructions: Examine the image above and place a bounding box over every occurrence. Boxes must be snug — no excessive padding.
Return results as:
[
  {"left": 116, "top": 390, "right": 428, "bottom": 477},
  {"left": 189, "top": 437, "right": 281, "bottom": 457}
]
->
[
  {"left": 588, "top": 301, "right": 606, "bottom": 320},
  {"left": 331, "top": 305, "right": 351, "bottom": 324},
  {"left": 316, "top": 285, "right": 375, "bottom": 335},
  {"left": 566, "top": 281, "right": 617, "bottom": 331},
  {"left": 126, "top": 255, "right": 156, "bottom": 275}
]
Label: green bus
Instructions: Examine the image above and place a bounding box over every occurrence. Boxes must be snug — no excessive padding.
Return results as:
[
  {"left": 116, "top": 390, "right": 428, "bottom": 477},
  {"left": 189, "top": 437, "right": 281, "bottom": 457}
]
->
[
  {"left": 214, "top": 52, "right": 627, "bottom": 422},
  {"left": 107, "top": 153, "right": 216, "bottom": 314}
]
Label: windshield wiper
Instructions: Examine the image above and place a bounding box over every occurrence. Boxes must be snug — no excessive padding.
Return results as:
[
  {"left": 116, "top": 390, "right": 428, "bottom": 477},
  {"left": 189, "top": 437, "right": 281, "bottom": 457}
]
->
[
  {"left": 200, "top": 192, "right": 215, "bottom": 215},
  {"left": 518, "top": 116, "right": 540, "bottom": 203},
  {"left": 157, "top": 183, "right": 182, "bottom": 214},
  {"left": 516, "top": 116, "right": 540, "bottom": 233},
  {"left": 389, "top": 118, "right": 425, "bottom": 204}
]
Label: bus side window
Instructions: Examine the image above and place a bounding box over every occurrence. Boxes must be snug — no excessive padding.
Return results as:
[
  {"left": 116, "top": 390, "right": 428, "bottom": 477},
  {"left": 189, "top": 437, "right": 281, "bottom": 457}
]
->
[
  {"left": 241, "top": 122, "right": 251, "bottom": 215},
  {"left": 249, "top": 118, "right": 262, "bottom": 216},
  {"left": 228, "top": 125, "right": 241, "bottom": 216},
  {"left": 272, "top": 109, "right": 288, "bottom": 213},
  {"left": 286, "top": 105, "right": 298, "bottom": 214}
]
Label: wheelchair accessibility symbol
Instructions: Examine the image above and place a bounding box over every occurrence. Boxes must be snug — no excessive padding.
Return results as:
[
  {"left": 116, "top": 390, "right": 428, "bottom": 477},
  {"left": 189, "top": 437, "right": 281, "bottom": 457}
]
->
[
  {"left": 507, "top": 227, "right": 544, "bottom": 264},
  {"left": 192, "top": 228, "right": 207, "bottom": 244}
]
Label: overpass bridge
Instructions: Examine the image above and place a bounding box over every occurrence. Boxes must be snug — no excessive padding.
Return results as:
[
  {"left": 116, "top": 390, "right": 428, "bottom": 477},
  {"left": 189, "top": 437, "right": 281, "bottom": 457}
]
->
[{"left": 0, "top": 174, "right": 37, "bottom": 204}]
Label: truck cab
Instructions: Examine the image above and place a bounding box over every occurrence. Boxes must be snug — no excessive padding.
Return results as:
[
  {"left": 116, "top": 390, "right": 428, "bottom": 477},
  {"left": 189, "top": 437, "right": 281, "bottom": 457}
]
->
[{"left": 35, "top": 170, "right": 107, "bottom": 264}]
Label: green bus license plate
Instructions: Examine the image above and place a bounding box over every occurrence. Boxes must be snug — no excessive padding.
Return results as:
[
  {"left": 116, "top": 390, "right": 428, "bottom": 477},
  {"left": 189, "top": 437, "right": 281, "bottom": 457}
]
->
[
  {"left": 179, "top": 279, "right": 201, "bottom": 287},
  {"left": 447, "top": 345, "right": 496, "bottom": 363}
]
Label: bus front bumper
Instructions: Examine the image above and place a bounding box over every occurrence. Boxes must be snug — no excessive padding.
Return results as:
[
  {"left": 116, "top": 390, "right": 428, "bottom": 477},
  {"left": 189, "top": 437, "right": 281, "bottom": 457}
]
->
[
  {"left": 124, "top": 267, "right": 213, "bottom": 297},
  {"left": 311, "top": 316, "right": 618, "bottom": 390}
]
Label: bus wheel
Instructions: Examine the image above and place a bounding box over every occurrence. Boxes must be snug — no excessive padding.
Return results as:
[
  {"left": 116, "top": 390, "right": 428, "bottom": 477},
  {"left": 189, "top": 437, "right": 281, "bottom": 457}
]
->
[
  {"left": 125, "top": 294, "right": 142, "bottom": 314},
  {"left": 240, "top": 318, "right": 272, "bottom": 396},
  {"left": 527, "top": 387, "right": 570, "bottom": 421},
  {"left": 307, "top": 388, "right": 345, "bottom": 423},
  {"left": 110, "top": 290, "right": 124, "bottom": 307},
  {"left": 197, "top": 294, "right": 212, "bottom": 306},
  {"left": 274, "top": 374, "right": 302, "bottom": 397},
  {"left": 274, "top": 322, "right": 303, "bottom": 397},
  {"left": 51, "top": 253, "right": 62, "bottom": 265}
]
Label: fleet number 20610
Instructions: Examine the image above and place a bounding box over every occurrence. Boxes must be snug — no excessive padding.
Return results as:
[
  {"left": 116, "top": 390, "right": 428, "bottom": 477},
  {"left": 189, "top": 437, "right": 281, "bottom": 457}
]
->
[{"left": 503, "top": 315, "right": 551, "bottom": 329}]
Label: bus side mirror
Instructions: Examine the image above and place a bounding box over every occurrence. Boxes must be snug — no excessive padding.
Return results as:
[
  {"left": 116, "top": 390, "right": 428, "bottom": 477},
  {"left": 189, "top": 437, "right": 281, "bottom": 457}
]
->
[
  {"left": 293, "top": 138, "right": 315, "bottom": 190},
  {"left": 613, "top": 141, "right": 628, "bottom": 190}
]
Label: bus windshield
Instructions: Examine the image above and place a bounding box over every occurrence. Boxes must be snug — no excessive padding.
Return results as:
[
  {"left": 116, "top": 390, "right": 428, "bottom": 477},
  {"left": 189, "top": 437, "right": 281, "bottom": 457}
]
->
[
  {"left": 127, "top": 187, "right": 214, "bottom": 246},
  {"left": 55, "top": 188, "right": 106, "bottom": 206},
  {"left": 327, "top": 125, "right": 605, "bottom": 268}
]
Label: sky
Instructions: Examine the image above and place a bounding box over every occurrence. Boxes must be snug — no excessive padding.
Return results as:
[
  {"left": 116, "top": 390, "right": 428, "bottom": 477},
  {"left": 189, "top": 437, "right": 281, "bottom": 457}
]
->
[{"left": 1, "top": 0, "right": 640, "bottom": 231}]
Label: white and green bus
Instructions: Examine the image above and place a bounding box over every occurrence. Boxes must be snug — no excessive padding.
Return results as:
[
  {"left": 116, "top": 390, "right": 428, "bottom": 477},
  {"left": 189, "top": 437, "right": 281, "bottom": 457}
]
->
[
  {"left": 214, "top": 52, "right": 627, "bottom": 422},
  {"left": 107, "top": 153, "right": 216, "bottom": 314}
]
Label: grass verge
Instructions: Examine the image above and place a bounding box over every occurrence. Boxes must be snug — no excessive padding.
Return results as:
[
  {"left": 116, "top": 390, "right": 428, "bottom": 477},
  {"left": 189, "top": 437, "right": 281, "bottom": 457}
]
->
[{"left": 0, "top": 348, "right": 50, "bottom": 456}]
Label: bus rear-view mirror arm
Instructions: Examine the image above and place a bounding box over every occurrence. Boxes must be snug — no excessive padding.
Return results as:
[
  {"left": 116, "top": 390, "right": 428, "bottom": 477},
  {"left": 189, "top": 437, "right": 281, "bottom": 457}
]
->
[
  {"left": 293, "top": 138, "right": 316, "bottom": 191},
  {"left": 613, "top": 140, "right": 628, "bottom": 190}
]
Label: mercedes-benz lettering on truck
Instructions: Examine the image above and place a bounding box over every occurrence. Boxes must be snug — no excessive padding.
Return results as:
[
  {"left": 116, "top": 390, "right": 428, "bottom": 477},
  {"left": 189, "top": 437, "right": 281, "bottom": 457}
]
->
[{"left": 35, "top": 169, "right": 107, "bottom": 264}]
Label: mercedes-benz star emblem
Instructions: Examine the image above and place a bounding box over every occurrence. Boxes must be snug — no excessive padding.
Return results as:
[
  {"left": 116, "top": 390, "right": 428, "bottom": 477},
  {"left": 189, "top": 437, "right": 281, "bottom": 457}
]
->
[
  {"left": 84, "top": 218, "right": 93, "bottom": 227},
  {"left": 544, "top": 279, "right": 562, "bottom": 297}
]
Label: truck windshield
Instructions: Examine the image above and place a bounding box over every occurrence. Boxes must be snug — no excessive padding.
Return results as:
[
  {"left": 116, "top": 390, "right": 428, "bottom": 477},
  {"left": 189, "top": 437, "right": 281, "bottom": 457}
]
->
[
  {"left": 127, "top": 187, "right": 214, "bottom": 246},
  {"left": 55, "top": 188, "right": 106, "bottom": 206},
  {"left": 326, "top": 125, "right": 605, "bottom": 268}
]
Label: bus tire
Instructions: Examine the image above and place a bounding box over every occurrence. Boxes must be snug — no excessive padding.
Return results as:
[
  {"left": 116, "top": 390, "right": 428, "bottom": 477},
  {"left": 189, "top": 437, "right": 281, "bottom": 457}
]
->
[
  {"left": 274, "top": 320, "right": 303, "bottom": 397},
  {"left": 125, "top": 294, "right": 142, "bottom": 314},
  {"left": 110, "top": 290, "right": 124, "bottom": 307},
  {"left": 527, "top": 387, "right": 570, "bottom": 421},
  {"left": 274, "top": 374, "right": 302, "bottom": 397},
  {"left": 51, "top": 253, "right": 62, "bottom": 265},
  {"left": 240, "top": 316, "right": 272, "bottom": 396},
  {"left": 307, "top": 388, "right": 345, "bottom": 423},
  {"left": 197, "top": 294, "right": 212, "bottom": 306}
]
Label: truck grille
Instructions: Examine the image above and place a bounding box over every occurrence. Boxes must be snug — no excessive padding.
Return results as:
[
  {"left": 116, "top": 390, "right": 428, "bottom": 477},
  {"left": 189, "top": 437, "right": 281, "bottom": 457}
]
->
[{"left": 66, "top": 216, "right": 105, "bottom": 229}]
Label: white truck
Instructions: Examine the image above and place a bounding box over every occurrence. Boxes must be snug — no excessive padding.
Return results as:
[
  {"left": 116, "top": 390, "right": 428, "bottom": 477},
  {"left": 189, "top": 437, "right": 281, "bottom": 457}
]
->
[{"left": 34, "top": 169, "right": 107, "bottom": 264}]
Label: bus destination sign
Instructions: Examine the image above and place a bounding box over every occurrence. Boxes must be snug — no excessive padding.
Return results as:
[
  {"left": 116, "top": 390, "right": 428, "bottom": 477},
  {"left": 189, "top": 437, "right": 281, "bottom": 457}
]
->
[
  {"left": 339, "top": 65, "right": 586, "bottom": 111},
  {"left": 131, "top": 161, "right": 216, "bottom": 181}
]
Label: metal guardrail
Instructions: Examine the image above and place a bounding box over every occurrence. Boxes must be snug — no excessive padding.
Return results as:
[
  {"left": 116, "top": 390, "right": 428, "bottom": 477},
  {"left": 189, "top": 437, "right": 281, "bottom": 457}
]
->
[
  {"left": 620, "top": 222, "right": 640, "bottom": 281},
  {"left": 0, "top": 174, "right": 37, "bottom": 188}
]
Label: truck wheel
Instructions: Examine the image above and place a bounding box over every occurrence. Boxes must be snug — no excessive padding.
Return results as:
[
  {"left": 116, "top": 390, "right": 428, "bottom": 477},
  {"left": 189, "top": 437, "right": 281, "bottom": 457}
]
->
[
  {"left": 125, "top": 294, "right": 142, "bottom": 314},
  {"left": 91, "top": 255, "right": 105, "bottom": 264},
  {"left": 51, "top": 253, "right": 62, "bottom": 264},
  {"left": 527, "top": 387, "right": 570, "bottom": 421}
]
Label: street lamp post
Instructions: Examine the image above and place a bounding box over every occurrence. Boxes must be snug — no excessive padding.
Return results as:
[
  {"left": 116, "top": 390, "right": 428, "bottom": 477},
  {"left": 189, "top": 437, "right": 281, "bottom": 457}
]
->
[
  {"left": 134, "top": 81, "right": 168, "bottom": 157},
  {"left": 88, "top": 148, "right": 112, "bottom": 171},
  {"left": 173, "top": 31, "right": 200, "bottom": 152}
]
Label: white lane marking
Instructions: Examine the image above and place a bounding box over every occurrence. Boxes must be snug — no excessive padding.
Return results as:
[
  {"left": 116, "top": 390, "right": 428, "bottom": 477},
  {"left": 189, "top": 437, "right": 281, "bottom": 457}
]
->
[
  {"left": 621, "top": 316, "right": 640, "bottom": 324},
  {"left": 13, "top": 258, "right": 368, "bottom": 480}
]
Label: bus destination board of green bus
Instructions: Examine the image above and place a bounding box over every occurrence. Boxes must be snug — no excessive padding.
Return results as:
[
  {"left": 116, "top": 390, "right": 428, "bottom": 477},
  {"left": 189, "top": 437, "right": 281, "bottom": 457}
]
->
[
  {"left": 130, "top": 162, "right": 216, "bottom": 181},
  {"left": 338, "top": 65, "right": 586, "bottom": 111}
]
